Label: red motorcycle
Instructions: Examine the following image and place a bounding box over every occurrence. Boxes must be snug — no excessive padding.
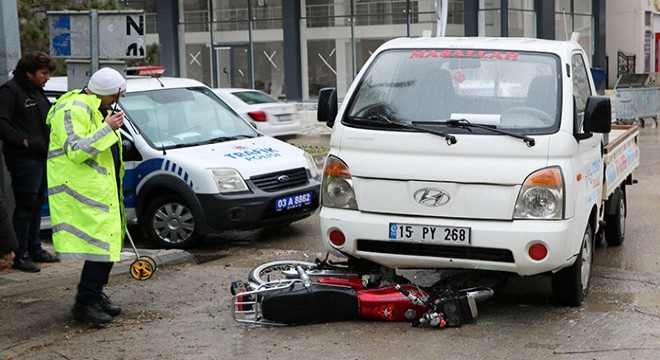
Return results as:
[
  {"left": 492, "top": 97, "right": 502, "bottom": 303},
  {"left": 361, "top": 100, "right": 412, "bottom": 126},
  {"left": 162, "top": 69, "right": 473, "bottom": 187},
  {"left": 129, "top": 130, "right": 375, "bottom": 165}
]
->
[{"left": 230, "top": 256, "right": 495, "bottom": 328}]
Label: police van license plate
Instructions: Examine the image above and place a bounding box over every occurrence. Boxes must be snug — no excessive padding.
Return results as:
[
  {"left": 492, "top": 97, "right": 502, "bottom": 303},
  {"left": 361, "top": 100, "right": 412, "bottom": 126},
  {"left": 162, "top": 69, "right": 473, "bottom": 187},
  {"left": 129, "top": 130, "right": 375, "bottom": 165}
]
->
[
  {"left": 276, "top": 192, "right": 312, "bottom": 211},
  {"left": 389, "top": 223, "right": 471, "bottom": 245}
]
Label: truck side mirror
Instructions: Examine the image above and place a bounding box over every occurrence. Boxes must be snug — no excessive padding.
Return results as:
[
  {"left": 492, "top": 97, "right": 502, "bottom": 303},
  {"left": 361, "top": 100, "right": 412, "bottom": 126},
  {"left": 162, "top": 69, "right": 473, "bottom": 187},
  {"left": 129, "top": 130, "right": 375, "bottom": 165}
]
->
[
  {"left": 317, "top": 87, "right": 338, "bottom": 128},
  {"left": 583, "top": 96, "right": 612, "bottom": 134}
]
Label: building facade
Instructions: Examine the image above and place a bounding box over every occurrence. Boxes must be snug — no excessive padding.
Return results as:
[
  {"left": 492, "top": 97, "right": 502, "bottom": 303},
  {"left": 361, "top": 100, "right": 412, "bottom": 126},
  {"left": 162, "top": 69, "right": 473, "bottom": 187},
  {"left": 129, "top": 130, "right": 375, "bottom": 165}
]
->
[{"left": 144, "top": 0, "right": 607, "bottom": 101}]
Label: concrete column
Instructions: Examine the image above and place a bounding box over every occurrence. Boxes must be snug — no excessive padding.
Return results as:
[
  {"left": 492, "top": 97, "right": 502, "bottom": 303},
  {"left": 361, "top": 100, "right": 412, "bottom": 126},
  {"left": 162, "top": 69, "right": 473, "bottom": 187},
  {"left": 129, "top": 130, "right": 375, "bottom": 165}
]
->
[
  {"left": 156, "top": 0, "right": 180, "bottom": 77},
  {"left": 283, "top": 1, "right": 302, "bottom": 101},
  {"left": 535, "top": 0, "right": 556, "bottom": 40}
]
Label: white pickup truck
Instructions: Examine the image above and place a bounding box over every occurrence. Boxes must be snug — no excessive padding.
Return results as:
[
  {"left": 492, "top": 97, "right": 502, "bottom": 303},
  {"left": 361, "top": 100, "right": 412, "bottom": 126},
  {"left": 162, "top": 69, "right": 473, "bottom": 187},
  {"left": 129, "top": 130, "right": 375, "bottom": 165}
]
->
[{"left": 316, "top": 35, "right": 639, "bottom": 306}]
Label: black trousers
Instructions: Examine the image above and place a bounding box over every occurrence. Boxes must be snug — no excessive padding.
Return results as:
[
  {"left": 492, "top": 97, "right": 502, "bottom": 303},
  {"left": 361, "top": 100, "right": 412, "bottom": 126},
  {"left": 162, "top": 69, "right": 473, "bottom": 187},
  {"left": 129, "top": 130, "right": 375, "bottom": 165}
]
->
[{"left": 76, "top": 261, "right": 114, "bottom": 305}]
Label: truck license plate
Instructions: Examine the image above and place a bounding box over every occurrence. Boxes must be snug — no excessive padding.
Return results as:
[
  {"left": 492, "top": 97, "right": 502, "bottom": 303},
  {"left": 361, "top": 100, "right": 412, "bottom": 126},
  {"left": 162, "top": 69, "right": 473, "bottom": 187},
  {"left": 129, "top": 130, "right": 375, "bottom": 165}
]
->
[
  {"left": 275, "top": 192, "right": 312, "bottom": 211},
  {"left": 388, "top": 223, "right": 471, "bottom": 245}
]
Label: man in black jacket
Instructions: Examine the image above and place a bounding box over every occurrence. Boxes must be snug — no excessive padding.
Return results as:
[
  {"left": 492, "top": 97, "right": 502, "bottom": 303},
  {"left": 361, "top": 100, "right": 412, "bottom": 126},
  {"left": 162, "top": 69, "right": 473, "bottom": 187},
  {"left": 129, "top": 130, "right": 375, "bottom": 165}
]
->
[{"left": 0, "top": 51, "right": 59, "bottom": 272}]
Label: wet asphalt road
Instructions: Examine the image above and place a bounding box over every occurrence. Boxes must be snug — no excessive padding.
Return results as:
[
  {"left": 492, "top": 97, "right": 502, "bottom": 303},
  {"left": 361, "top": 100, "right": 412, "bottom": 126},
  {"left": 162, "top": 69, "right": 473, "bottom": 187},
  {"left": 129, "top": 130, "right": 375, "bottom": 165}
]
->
[{"left": 2, "top": 128, "right": 659, "bottom": 360}]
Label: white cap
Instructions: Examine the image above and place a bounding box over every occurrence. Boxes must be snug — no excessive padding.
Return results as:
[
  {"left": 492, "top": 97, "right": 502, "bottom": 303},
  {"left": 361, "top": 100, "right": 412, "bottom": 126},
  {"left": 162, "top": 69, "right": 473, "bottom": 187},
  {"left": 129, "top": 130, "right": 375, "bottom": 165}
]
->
[{"left": 87, "top": 67, "right": 126, "bottom": 96}]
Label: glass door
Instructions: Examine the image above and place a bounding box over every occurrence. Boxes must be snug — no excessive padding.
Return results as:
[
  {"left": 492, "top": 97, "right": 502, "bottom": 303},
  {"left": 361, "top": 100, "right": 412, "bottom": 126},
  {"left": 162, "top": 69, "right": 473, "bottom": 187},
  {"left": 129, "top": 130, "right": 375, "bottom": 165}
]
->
[{"left": 215, "top": 44, "right": 251, "bottom": 88}]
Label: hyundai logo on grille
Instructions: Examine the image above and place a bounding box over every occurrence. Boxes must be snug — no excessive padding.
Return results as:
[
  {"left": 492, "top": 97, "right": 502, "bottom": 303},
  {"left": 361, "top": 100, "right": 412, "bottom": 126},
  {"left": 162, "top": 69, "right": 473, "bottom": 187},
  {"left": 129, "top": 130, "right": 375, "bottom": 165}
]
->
[
  {"left": 413, "top": 188, "right": 450, "bottom": 207},
  {"left": 277, "top": 175, "right": 290, "bottom": 183}
]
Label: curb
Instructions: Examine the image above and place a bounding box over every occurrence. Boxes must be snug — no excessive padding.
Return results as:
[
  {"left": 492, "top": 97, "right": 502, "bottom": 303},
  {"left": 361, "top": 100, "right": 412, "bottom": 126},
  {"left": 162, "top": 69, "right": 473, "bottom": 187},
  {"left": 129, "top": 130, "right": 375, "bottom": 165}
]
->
[{"left": 0, "top": 249, "right": 195, "bottom": 297}]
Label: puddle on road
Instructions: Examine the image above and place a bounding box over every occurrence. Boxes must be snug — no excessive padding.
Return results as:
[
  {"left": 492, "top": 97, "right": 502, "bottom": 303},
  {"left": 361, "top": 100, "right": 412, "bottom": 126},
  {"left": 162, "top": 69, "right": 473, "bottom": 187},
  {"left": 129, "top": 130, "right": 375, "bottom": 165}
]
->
[{"left": 587, "top": 290, "right": 660, "bottom": 312}]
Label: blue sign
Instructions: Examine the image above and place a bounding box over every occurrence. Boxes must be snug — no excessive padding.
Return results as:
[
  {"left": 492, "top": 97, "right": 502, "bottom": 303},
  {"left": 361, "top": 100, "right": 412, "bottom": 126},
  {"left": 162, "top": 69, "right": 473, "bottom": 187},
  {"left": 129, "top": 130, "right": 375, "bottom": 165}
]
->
[{"left": 51, "top": 15, "right": 72, "bottom": 57}]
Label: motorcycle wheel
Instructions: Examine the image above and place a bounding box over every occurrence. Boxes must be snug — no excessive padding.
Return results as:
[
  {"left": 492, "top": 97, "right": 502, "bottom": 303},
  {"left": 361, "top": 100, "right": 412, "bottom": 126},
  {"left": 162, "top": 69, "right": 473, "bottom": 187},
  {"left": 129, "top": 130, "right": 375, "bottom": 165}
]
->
[{"left": 248, "top": 260, "right": 318, "bottom": 285}]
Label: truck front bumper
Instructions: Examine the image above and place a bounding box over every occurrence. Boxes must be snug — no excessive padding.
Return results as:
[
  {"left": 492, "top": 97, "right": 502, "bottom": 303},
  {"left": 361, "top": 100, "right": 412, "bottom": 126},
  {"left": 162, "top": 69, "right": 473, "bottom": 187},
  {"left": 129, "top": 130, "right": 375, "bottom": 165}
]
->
[{"left": 320, "top": 207, "right": 580, "bottom": 276}]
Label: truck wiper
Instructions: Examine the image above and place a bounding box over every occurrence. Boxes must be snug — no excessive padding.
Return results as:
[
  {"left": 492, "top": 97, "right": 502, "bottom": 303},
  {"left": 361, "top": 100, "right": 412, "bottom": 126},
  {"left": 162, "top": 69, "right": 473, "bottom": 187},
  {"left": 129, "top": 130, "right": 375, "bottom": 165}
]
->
[
  {"left": 414, "top": 119, "right": 536, "bottom": 147},
  {"left": 366, "top": 114, "right": 457, "bottom": 145}
]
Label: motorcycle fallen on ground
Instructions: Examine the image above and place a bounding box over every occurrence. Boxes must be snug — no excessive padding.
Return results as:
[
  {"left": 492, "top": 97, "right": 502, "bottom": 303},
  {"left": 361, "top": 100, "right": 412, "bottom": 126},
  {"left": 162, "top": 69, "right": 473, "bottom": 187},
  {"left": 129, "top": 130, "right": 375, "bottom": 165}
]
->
[{"left": 230, "top": 255, "right": 496, "bottom": 328}]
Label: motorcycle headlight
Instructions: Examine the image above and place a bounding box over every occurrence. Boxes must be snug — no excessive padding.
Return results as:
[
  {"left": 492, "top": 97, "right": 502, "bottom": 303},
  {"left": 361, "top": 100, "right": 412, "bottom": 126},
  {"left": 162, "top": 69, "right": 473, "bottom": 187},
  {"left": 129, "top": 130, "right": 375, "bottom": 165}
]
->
[
  {"left": 513, "top": 167, "right": 564, "bottom": 219},
  {"left": 322, "top": 156, "right": 358, "bottom": 209},
  {"left": 211, "top": 168, "right": 249, "bottom": 193}
]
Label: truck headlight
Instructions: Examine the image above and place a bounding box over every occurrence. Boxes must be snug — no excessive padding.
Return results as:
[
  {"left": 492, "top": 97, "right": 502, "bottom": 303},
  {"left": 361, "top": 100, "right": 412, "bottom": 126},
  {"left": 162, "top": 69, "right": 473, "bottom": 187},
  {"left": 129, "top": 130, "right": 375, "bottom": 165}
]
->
[
  {"left": 211, "top": 168, "right": 249, "bottom": 193},
  {"left": 303, "top": 152, "right": 321, "bottom": 181},
  {"left": 513, "top": 167, "right": 564, "bottom": 219},
  {"left": 322, "top": 156, "right": 358, "bottom": 209}
]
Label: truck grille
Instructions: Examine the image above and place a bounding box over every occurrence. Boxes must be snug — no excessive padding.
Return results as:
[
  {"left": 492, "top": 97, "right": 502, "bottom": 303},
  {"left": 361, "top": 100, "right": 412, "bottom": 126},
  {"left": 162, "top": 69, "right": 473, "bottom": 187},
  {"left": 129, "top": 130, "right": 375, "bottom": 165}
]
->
[
  {"left": 251, "top": 167, "right": 309, "bottom": 192},
  {"left": 356, "top": 240, "right": 515, "bottom": 263}
]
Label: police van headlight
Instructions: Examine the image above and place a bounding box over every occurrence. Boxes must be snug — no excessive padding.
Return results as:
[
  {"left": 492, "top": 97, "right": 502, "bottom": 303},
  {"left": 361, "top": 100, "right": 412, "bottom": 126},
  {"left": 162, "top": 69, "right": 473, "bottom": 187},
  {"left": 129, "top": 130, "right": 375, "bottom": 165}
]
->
[
  {"left": 303, "top": 152, "right": 321, "bottom": 181},
  {"left": 211, "top": 168, "right": 249, "bottom": 193},
  {"left": 513, "top": 167, "right": 564, "bottom": 219}
]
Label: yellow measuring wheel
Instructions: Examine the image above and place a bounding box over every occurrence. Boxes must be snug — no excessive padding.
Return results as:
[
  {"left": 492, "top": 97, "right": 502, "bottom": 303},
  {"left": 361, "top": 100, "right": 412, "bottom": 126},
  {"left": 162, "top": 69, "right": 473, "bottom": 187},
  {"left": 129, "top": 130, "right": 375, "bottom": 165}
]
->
[
  {"left": 130, "top": 256, "right": 156, "bottom": 281},
  {"left": 126, "top": 229, "right": 157, "bottom": 281}
]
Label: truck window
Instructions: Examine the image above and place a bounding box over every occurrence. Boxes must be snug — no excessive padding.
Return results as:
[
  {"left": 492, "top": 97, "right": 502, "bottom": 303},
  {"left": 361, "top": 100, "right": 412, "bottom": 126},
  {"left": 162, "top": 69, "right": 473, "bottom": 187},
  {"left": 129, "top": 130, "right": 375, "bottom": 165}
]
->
[
  {"left": 571, "top": 53, "right": 592, "bottom": 132},
  {"left": 345, "top": 49, "right": 561, "bottom": 135}
]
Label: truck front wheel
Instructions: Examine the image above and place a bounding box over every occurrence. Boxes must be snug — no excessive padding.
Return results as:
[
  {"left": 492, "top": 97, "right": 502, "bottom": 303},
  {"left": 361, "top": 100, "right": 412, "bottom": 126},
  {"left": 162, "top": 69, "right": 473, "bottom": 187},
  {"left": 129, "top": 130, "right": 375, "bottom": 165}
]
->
[
  {"left": 605, "top": 187, "right": 626, "bottom": 246},
  {"left": 551, "top": 223, "right": 593, "bottom": 306},
  {"left": 143, "top": 194, "right": 200, "bottom": 249}
]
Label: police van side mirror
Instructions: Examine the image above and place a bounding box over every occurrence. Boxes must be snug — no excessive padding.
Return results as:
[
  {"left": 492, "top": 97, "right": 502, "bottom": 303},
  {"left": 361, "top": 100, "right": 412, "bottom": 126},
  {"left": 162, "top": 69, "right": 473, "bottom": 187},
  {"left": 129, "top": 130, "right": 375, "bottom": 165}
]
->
[{"left": 318, "top": 87, "right": 338, "bottom": 128}]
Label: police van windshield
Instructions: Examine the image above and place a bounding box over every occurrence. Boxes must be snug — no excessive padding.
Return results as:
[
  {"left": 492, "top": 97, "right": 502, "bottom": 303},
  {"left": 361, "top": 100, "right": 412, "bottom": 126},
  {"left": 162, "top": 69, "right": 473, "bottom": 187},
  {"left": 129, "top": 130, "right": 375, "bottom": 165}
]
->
[
  {"left": 346, "top": 49, "right": 561, "bottom": 135},
  {"left": 120, "top": 87, "right": 258, "bottom": 149}
]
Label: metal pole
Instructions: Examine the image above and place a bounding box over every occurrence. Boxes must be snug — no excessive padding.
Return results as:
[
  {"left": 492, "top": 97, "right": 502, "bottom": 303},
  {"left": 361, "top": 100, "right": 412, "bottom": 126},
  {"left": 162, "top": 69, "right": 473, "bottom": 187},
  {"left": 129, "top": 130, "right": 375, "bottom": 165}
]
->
[
  {"left": 209, "top": 0, "right": 216, "bottom": 88},
  {"left": 90, "top": 9, "right": 100, "bottom": 73},
  {"left": 247, "top": 0, "right": 255, "bottom": 89},
  {"left": 350, "top": 0, "right": 356, "bottom": 78}
]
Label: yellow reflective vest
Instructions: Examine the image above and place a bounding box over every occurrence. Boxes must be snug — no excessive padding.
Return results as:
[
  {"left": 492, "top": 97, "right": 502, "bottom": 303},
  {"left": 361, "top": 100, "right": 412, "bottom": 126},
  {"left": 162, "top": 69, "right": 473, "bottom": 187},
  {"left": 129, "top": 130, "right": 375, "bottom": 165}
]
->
[{"left": 46, "top": 90, "right": 125, "bottom": 262}]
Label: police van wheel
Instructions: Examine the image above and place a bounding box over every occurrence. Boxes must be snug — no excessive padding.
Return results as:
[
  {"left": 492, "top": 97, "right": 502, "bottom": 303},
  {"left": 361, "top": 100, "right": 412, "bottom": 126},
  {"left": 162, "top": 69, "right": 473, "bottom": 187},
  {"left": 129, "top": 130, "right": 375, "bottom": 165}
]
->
[{"left": 143, "top": 194, "right": 199, "bottom": 249}]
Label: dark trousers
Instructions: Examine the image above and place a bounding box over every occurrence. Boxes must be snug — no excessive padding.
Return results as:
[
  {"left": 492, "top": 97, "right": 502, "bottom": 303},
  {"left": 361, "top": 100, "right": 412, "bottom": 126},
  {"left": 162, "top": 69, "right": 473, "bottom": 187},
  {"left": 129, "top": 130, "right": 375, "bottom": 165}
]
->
[
  {"left": 4, "top": 156, "right": 46, "bottom": 257},
  {"left": 76, "top": 261, "right": 114, "bottom": 305}
]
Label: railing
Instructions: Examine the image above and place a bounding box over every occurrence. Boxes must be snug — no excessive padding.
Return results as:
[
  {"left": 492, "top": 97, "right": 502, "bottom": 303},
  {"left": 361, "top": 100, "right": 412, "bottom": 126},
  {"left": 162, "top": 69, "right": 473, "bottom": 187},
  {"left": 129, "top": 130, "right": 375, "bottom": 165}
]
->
[
  {"left": 173, "top": 1, "right": 464, "bottom": 33},
  {"left": 351, "top": 1, "right": 418, "bottom": 26},
  {"left": 617, "top": 51, "right": 636, "bottom": 80}
]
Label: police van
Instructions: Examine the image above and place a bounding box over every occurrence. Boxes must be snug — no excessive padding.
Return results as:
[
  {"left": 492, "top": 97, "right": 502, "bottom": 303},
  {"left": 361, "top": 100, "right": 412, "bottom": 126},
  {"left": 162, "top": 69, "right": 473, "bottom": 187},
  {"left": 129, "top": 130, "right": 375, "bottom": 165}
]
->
[{"left": 44, "top": 70, "right": 320, "bottom": 249}]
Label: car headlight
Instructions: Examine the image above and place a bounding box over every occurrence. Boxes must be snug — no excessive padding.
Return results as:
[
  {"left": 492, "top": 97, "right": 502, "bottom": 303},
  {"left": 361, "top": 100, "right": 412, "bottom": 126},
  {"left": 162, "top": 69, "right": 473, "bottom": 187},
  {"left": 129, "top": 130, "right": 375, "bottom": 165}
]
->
[
  {"left": 513, "top": 167, "right": 564, "bottom": 219},
  {"left": 211, "top": 168, "right": 249, "bottom": 193},
  {"left": 322, "top": 156, "right": 358, "bottom": 209},
  {"left": 303, "top": 152, "right": 321, "bottom": 181}
]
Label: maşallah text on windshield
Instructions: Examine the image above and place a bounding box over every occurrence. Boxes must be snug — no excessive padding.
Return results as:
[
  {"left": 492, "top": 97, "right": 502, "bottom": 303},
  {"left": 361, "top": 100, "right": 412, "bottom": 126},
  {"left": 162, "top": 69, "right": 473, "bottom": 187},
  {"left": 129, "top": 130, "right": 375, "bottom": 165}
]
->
[{"left": 409, "top": 50, "right": 520, "bottom": 61}]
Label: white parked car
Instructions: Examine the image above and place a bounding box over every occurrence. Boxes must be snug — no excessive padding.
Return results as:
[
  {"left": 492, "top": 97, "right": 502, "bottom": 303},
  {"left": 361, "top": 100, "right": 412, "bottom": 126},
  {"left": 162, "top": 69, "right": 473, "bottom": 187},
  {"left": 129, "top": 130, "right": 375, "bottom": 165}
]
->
[{"left": 212, "top": 88, "right": 302, "bottom": 138}]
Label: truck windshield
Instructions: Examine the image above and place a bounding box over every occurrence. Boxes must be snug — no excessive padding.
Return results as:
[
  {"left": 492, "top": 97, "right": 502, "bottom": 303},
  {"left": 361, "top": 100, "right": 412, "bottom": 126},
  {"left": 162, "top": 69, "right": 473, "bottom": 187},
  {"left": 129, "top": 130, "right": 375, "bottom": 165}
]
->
[
  {"left": 346, "top": 49, "right": 561, "bottom": 135},
  {"left": 120, "top": 87, "right": 258, "bottom": 149}
]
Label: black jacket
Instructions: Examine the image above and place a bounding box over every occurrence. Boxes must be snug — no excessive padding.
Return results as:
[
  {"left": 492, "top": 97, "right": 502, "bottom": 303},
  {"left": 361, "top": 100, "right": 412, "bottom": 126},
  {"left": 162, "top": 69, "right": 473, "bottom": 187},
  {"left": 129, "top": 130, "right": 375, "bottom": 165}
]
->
[{"left": 0, "top": 75, "right": 51, "bottom": 160}]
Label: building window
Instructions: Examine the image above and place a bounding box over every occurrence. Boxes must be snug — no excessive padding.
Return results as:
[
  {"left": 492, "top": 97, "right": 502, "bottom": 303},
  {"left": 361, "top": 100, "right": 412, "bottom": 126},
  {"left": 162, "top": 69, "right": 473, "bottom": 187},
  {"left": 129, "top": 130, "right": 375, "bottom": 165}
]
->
[
  {"left": 478, "top": 0, "right": 501, "bottom": 36},
  {"left": 555, "top": 0, "right": 592, "bottom": 58},
  {"left": 508, "top": 0, "right": 535, "bottom": 37}
]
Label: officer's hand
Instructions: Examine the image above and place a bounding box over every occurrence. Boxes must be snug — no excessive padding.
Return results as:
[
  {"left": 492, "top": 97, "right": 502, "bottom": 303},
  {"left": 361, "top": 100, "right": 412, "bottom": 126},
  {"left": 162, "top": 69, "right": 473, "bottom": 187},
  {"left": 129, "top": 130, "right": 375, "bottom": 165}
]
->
[{"left": 105, "top": 111, "right": 124, "bottom": 130}]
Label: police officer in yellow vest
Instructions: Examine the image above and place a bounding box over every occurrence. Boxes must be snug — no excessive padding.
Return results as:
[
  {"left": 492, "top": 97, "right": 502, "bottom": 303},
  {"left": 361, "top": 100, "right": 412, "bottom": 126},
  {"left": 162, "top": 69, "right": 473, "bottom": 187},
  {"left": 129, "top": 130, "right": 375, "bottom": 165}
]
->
[{"left": 46, "top": 67, "right": 126, "bottom": 324}]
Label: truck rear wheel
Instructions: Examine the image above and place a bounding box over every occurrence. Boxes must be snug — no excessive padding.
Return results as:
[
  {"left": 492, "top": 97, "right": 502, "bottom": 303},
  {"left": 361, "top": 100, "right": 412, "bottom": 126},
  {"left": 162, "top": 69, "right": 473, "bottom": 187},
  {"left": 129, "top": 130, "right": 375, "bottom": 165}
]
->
[
  {"left": 605, "top": 187, "right": 626, "bottom": 246},
  {"left": 143, "top": 194, "right": 200, "bottom": 249},
  {"left": 551, "top": 223, "right": 593, "bottom": 306}
]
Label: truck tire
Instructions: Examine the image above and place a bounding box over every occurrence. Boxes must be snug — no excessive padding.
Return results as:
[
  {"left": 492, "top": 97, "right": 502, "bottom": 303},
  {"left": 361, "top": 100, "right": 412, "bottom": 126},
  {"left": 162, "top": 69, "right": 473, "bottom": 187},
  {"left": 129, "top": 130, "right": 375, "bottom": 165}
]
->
[
  {"left": 551, "top": 223, "right": 593, "bottom": 306},
  {"left": 142, "top": 194, "right": 200, "bottom": 249},
  {"left": 605, "top": 187, "right": 626, "bottom": 246}
]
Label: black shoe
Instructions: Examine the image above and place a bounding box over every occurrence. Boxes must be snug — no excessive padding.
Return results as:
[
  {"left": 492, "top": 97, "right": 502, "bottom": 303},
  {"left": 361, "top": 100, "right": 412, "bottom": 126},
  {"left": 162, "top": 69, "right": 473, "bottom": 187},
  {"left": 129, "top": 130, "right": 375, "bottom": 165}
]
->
[
  {"left": 30, "top": 249, "right": 60, "bottom": 263},
  {"left": 99, "top": 293, "right": 121, "bottom": 317},
  {"left": 12, "top": 254, "right": 40, "bottom": 272},
  {"left": 72, "top": 302, "right": 113, "bottom": 324}
]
